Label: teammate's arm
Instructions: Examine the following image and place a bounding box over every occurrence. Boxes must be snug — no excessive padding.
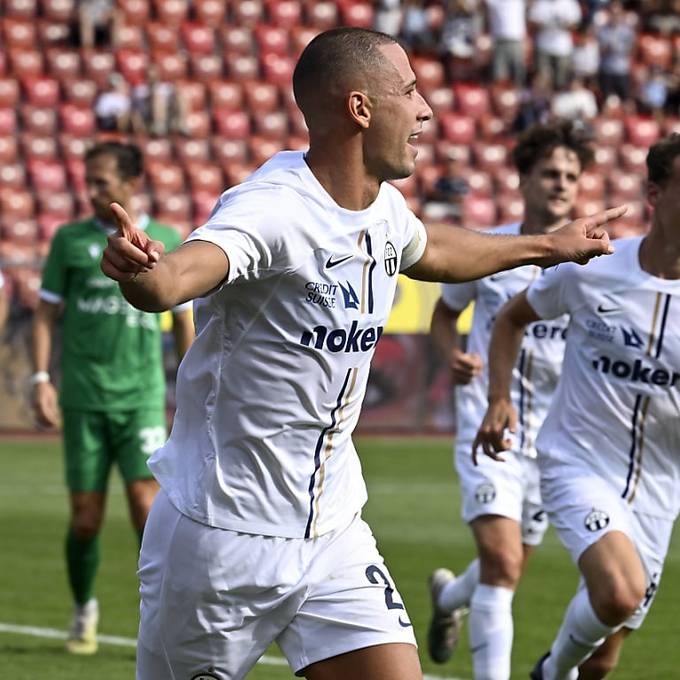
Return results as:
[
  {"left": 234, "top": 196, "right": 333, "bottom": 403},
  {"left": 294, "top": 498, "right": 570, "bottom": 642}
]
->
[
  {"left": 430, "top": 298, "right": 482, "bottom": 385},
  {"left": 472, "top": 290, "right": 540, "bottom": 463},
  {"left": 101, "top": 203, "right": 230, "bottom": 312},
  {"left": 405, "top": 206, "right": 625, "bottom": 282},
  {"left": 171, "top": 309, "right": 194, "bottom": 361},
  {"left": 31, "top": 299, "right": 62, "bottom": 428}
]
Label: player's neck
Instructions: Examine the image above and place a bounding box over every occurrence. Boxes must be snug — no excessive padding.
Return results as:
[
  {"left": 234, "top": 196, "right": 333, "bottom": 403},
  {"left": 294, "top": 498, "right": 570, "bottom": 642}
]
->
[{"left": 639, "top": 229, "right": 680, "bottom": 280}]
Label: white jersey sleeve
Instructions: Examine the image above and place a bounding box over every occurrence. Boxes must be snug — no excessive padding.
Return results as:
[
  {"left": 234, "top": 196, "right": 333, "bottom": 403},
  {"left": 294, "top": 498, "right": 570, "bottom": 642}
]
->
[
  {"left": 441, "top": 280, "right": 477, "bottom": 313},
  {"left": 399, "top": 213, "right": 427, "bottom": 271},
  {"left": 526, "top": 264, "right": 579, "bottom": 320}
]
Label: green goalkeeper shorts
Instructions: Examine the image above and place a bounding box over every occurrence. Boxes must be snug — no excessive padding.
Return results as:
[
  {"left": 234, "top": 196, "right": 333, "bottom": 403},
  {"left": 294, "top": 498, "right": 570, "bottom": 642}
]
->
[{"left": 62, "top": 409, "right": 167, "bottom": 492}]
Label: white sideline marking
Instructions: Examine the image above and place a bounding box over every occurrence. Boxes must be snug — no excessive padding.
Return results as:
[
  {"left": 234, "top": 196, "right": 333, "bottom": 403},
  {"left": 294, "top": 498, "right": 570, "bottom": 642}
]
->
[{"left": 0, "top": 622, "right": 467, "bottom": 680}]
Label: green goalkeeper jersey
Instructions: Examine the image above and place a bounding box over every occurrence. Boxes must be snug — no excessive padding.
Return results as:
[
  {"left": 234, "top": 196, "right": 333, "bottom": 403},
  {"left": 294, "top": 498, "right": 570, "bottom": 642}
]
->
[{"left": 41, "top": 216, "right": 184, "bottom": 411}]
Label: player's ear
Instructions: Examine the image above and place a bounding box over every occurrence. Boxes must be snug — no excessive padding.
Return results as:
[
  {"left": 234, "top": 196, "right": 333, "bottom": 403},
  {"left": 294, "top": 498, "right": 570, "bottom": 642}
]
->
[
  {"left": 348, "top": 91, "right": 371, "bottom": 129},
  {"left": 646, "top": 181, "right": 660, "bottom": 207}
]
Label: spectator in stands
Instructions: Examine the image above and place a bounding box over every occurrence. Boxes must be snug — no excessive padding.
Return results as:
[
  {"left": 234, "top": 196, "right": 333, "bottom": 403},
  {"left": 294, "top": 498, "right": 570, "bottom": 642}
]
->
[
  {"left": 513, "top": 72, "right": 552, "bottom": 132},
  {"left": 0, "top": 268, "right": 8, "bottom": 336},
  {"left": 529, "top": 0, "right": 582, "bottom": 90},
  {"left": 637, "top": 65, "right": 669, "bottom": 117},
  {"left": 484, "top": 0, "right": 527, "bottom": 87},
  {"left": 571, "top": 25, "right": 600, "bottom": 88},
  {"left": 551, "top": 77, "right": 599, "bottom": 123},
  {"left": 131, "top": 65, "right": 188, "bottom": 137},
  {"left": 664, "top": 61, "right": 680, "bottom": 116},
  {"left": 374, "top": 0, "right": 403, "bottom": 37},
  {"left": 94, "top": 72, "right": 132, "bottom": 132},
  {"left": 401, "top": 0, "right": 437, "bottom": 53},
  {"left": 644, "top": 0, "right": 680, "bottom": 35},
  {"left": 77, "top": 0, "right": 119, "bottom": 49},
  {"left": 424, "top": 153, "right": 470, "bottom": 223},
  {"left": 597, "top": 0, "right": 637, "bottom": 103},
  {"left": 30, "top": 142, "right": 194, "bottom": 656},
  {"left": 441, "top": 0, "right": 483, "bottom": 81}
]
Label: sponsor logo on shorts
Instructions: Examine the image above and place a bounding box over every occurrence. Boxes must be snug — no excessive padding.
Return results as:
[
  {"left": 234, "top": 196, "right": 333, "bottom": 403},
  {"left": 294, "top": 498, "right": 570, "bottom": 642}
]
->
[
  {"left": 584, "top": 508, "right": 610, "bottom": 532},
  {"left": 384, "top": 241, "right": 397, "bottom": 276},
  {"left": 475, "top": 482, "right": 496, "bottom": 504},
  {"left": 591, "top": 356, "right": 680, "bottom": 387},
  {"left": 300, "top": 321, "right": 384, "bottom": 353}
]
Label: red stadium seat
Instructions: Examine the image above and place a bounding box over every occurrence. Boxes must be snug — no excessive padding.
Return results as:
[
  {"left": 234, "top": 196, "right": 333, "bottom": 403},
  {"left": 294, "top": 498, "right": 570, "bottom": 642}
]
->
[
  {"left": 455, "top": 84, "right": 490, "bottom": 117},
  {"left": 192, "top": 190, "right": 219, "bottom": 223},
  {"left": 59, "top": 133, "right": 91, "bottom": 159},
  {"left": 22, "top": 76, "right": 60, "bottom": 107},
  {"left": 305, "top": 1, "right": 338, "bottom": 28},
  {"left": 175, "top": 138, "right": 211, "bottom": 163},
  {"left": 194, "top": 0, "right": 226, "bottom": 26},
  {"left": 116, "top": 50, "right": 148, "bottom": 85},
  {"left": 412, "top": 142, "right": 434, "bottom": 165},
  {"left": 0, "top": 79, "right": 20, "bottom": 107},
  {"left": 233, "top": 0, "right": 265, "bottom": 26},
  {"left": 607, "top": 170, "right": 644, "bottom": 200},
  {"left": 267, "top": 0, "right": 302, "bottom": 29},
  {"left": 416, "top": 162, "right": 442, "bottom": 196},
  {"left": 60, "top": 104, "right": 96, "bottom": 136},
  {"left": 154, "top": 0, "right": 189, "bottom": 25},
  {"left": 478, "top": 115, "right": 506, "bottom": 139},
  {"left": 249, "top": 136, "right": 284, "bottom": 165},
  {"left": 119, "top": 0, "right": 149, "bottom": 23},
  {"left": 182, "top": 22, "right": 216, "bottom": 54},
  {"left": 223, "top": 162, "right": 257, "bottom": 187},
  {"left": 462, "top": 195, "right": 497, "bottom": 230},
  {"left": 592, "top": 145, "right": 617, "bottom": 173},
  {"left": 607, "top": 198, "right": 646, "bottom": 230},
  {"left": 288, "top": 107, "right": 307, "bottom": 138},
  {"left": 116, "top": 24, "right": 145, "bottom": 50},
  {"left": 624, "top": 116, "right": 660, "bottom": 147},
  {"left": 82, "top": 50, "right": 115, "bottom": 87},
  {"left": 22, "top": 105, "right": 57, "bottom": 135},
  {"left": 62, "top": 78, "right": 97, "bottom": 105},
  {"left": 663, "top": 117, "right": 680, "bottom": 136},
  {"left": 0, "top": 163, "right": 26, "bottom": 188},
  {"left": 286, "top": 134, "right": 308, "bottom": 150},
  {"left": 4, "top": 0, "right": 37, "bottom": 15},
  {"left": 153, "top": 192, "right": 192, "bottom": 221},
  {"left": 183, "top": 111, "right": 212, "bottom": 138},
  {"left": 340, "top": 2, "right": 373, "bottom": 28},
  {"left": 638, "top": 33, "right": 672, "bottom": 70},
  {"left": 147, "top": 162, "right": 185, "bottom": 193},
  {"left": 573, "top": 198, "right": 605, "bottom": 218},
  {"left": 413, "top": 58, "right": 445, "bottom": 90},
  {"left": 255, "top": 25, "right": 290, "bottom": 57},
  {"left": 213, "top": 109, "right": 251, "bottom": 138},
  {"left": 463, "top": 169, "right": 492, "bottom": 197},
  {"left": 38, "top": 19, "right": 72, "bottom": 45},
  {"left": 619, "top": 144, "right": 648, "bottom": 173},
  {"left": 290, "top": 26, "right": 319, "bottom": 57},
  {"left": 147, "top": 22, "right": 179, "bottom": 52},
  {"left": 190, "top": 54, "right": 224, "bottom": 82},
  {"left": 261, "top": 53, "right": 295, "bottom": 87},
  {"left": 2, "top": 18, "right": 36, "bottom": 48},
  {"left": 492, "top": 167, "right": 520, "bottom": 195},
  {"left": 424, "top": 87, "right": 454, "bottom": 115},
  {"left": 253, "top": 111, "right": 289, "bottom": 139},
  {"left": 220, "top": 27, "right": 255, "bottom": 56},
  {"left": 1, "top": 218, "right": 38, "bottom": 244},
  {"left": 473, "top": 142, "right": 508, "bottom": 172},
  {"left": 155, "top": 52, "right": 188, "bottom": 80},
  {"left": 47, "top": 48, "right": 81, "bottom": 81},
  {"left": 244, "top": 81, "right": 279, "bottom": 112},
  {"left": 139, "top": 137, "right": 173, "bottom": 161},
  {"left": 43, "top": 0, "right": 76, "bottom": 22},
  {"left": 0, "top": 109, "right": 18, "bottom": 136},
  {"left": 185, "top": 163, "right": 224, "bottom": 192},
  {"left": 66, "top": 158, "right": 86, "bottom": 191},
  {"left": 38, "top": 212, "right": 68, "bottom": 240},
  {"left": 390, "top": 174, "right": 418, "bottom": 198},
  {"left": 0, "top": 136, "right": 18, "bottom": 163},
  {"left": 212, "top": 137, "right": 248, "bottom": 166},
  {"left": 8, "top": 49, "right": 44, "bottom": 78},
  {"left": 578, "top": 171, "right": 605, "bottom": 199},
  {"left": 28, "top": 159, "right": 67, "bottom": 192},
  {"left": 37, "top": 191, "right": 74, "bottom": 218},
  {"left": 434, "top": 140, "right": 470, "bottom": 164},
  {"left": 226, "top": 54, "right": 260, "bottom": 82},
  {"left": 591, "top": 117, "right": 624, "bottom": 146},
  {"left": 176, "top": 80, "right": 207, "bottom": 111},
  {"left": 0, "top": 188, "right": 34, "bottom": 218},
  {"left": 490, "top": 86, "right": 520, "bottom": 122},
  {"left": 0, "top": 52, "right": 6, "bottom": 77},
  {"left": 439, "top": 113, "right": 476, "bottom": 145},
  {"left": 209, "top": 80, "right": 244, "bottom": 110},
  {"left": 497, "top": 194, "right": 524, "bottom": 223},
  {"left": 22, "top": 134, "right": 58, "bottom": 160}
]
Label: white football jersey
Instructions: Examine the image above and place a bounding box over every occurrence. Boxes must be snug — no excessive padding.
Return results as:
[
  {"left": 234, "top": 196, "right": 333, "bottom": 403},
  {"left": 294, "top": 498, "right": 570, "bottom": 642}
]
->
[
  {"left": 441, "top": 223, "right": 568, "bottom": 456},
  {"left": 149, "top": 151, "right": 427, "bottom": 538},
  {"left": 528, "top": 237, "right": 680, "bottom": 520}
]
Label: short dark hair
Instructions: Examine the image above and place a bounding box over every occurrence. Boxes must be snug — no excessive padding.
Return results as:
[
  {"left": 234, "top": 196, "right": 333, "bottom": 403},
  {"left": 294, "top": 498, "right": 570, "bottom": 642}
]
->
[
  {"left": 512, "top": 120, "right": 594, "bottom": 176},
  {"left": 647, "top": 133, "right": 680, "bottom": 186},
  {"left": 293, "top": 27, "right": 398, "bottom": 116},
  {"left": 85, "top": 141, "right": 144, "bottom": 180}
]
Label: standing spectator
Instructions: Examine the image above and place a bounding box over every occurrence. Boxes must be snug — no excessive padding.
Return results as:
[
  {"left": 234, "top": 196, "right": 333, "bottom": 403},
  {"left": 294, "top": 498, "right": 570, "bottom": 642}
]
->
[
  {"left": 94, "top": 73, "right": 132, "bottom": 132},
  {"left": 637, "top": 65, "right": 669, "bottom": 117},
  {"left": 77, "top": 0, "right": 119, "bottom": 49},
  {"left": 131, "top": 65, "right": 188, "bottom": 136},
  {"left": 551, "top": 77, "right": 599, "bottom": 122},
  {"left": 597, "top": 0, "right": 636, "bottom": 103},
  {"left": 529, "top": 0, "right": 582, "bottom": 90},
  {"left": 571, "top": 26, "right": 600, "bottom": 87},
  {"left": 441, "top": 0, "right": 483, "bottom": 81},
  {"left": 484, "top": 0, "right": 527, "bottom": 87},
  {"left": 374, "top": 0, "right": 403, "bottom": 37},
  {"left": 424, "top": 153, "right": 470, "bottom": 224},
  {"left": 401, "top": 0, "right": 436, "bottom": 53},
  {"left": 513, "top": 72, "right": 552, "bottom": 132},
  {"left": 30, "top": 142, "right": 194, "bottom": 655}
]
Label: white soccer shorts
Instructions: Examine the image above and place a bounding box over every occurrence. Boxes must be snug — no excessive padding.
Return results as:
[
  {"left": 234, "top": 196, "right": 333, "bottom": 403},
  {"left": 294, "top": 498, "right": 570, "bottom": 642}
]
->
[
  {"left": 136, "top": 491, "right": 416, "bottom": 680},
  {"left": 539, "top": 461, "right": 673, "bottom": 629},
  {"left": 455, "top": 441, "right": 549, "bottom": 546}
]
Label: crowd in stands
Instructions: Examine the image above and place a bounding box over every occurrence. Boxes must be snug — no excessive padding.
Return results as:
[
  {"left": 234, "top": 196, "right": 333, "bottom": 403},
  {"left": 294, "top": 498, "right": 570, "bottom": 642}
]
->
[{"left": 0, "top": 0, "right": 679, "bottom": 314}]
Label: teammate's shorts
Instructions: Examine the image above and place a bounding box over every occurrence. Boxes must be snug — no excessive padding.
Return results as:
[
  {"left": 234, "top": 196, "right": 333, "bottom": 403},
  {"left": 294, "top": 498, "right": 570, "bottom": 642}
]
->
[
  {"left": 455, "top": 441, "right": 548, "bottom": 546},
  {"left": 539, "top": 460, "right": 673, "bottom": 629},
  {"left": 137, "top": 490, "right": 417, "bottom": 680},
  {"left": 63, "top": 409, "right": 166, "bottom": 491}
]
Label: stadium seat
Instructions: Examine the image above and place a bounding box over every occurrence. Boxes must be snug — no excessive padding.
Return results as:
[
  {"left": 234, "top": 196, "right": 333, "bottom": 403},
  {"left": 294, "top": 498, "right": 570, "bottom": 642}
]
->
[
  {"left": 175, "top": 138, "right": 211, "bottom": 163},
  {"left": 249, "top": 136, "right": 284, "bottom": 165},
  {"left": 139, "top": 137, "right": 173, "bottom": 161},
  {"left": 38, "top": 19, "right": 71, "bottom": 45},
  {"left": 66, "top": 158, "right": 86, "bottom": 191},
  {"left": 255, "top": 25, "right": 290, "bottom": 56},
  {"left": 619, "top": 144, "right": 648, "bottom": 173},
  {"left": 424, "top": 86, "right": 454, "bottom": 115},
  {"left": 233, "top": 0, "right": 265, "bottom": 26},
  {"left": 416, "top": 162, "right": 442, "bottom": 195},
  {"left": 22, "top": 105, "right": 58, "bottom": 135},
  {"left": 497, "top": 194, "right": 524, "bottom": 223},
  {"left": 624, "top": 116, "right": 660, "bottom": 147},
  {"left": 220, "top": 27, "right": 255, "bottom": 56},
  {"left": 455, "top": 84, "right": 490, "bottom": 117},
  {"left": 2, "top": 18, "right": 36, "bottom": 49},
  {"left": 1, "top": 218, "right": 38, "bottom": 244},
  {"left": 8, "top": 49, "right": 44, "bottom": 78},
  {"left": 461, "top": 195, "right": 497, "bottom": 230},
  {"left": 592, "top": 145, "right": 617, "bottom": 173},
  {"left": 116, "top": 24, "right": 145, "bottom": 51},
  {"left": 390, "top": 174, "right": 418, "bottom": 198},
  {"left": 116, "top": 49, "right": 148, "bottom": 85},
  {"left": 225, "top": 54, "right": 260, "bottom": 82},
  {"left": 190, "top": 54, "right": 224, "bottom": 82},
  {"left": 22, "top": 76, "right": 60, "bottom": 107},
  {"left": 223, "top": 162, "right": 257, "bottom": 187},
  {"left": 47, "top": 48, "right": 81, "bottom": 81},
  {"left": 22, "top": 134, "right": 58, "bottom": 160},
  {"left": 43, "top": 0, "right": 76, "bottom": 22},
  {"left": 0, "top": 163, "right": 26, "bottom": 188},
  {"left": 463, "top": 169, "right": 492, "bottom": 197},
  {"left": 490, "top": 86, "right": 520, "bottom": 122},
  {"left": 439, "top": 113, "right": 476, "bottom": 145},
  {"left": 119, "top": 0, "right": 150, "bottom": 23},
  {"left": 290, "top": 26, "right": 319, "bottom": 57},
  {"left": 194, "top": 0, "right": 226, "bottom": 26},
  {"left": 146, "top": 162, "right": 185, "bottom": 193},
  {"left": 607, "top": 198, "right": 646, "bottom": 230},
  {"left": 663, "top": 117, "right": 680, "bottom": 136},
  {"left": 147, "top": 22, "right": 179, "bottom": 52},
  {"left": 192, "top": 189, "right": 219, "bottom": 223},
  {"left": 153, "top": 192, "right": 192, "bottom": 221},
  {"left": 213, "top": 109, "right": 251, "bottom": 138},
  {"left": 183, "top": 111, "right": 212, "bottom": 138},
  {"left": 478, "top": 115, "right": 506, "bottom": 139},
  {"left": 211, "top": 137, "right": 248, "bottom": 166},
  {"left": 253, "top": 111, "right": 289, "bottom": 139},
  {"left": 82, "top": 50, "right": 115, "bottom": 87},
  {"left": 267, "top": 0, "right": 303, "bottom": 29},
  {"left": 305, "top": 1, "right": 338, "bottom": 30},
  {"left": 209, "top": 80, "right": 244, "bottom": 110},
  {"left": 154, "top": 0, "right": 189, "bottom": 25},
  {"left": 473, "top": 142, "right": 508, "bottom": 172},
  {"left": 0, "top": 52, "right": 6, "bottom": 77},
  {"left": 244, "top": 81, "right": 279, "bottom": 112},
  {"left": 0, "top": 188, "right": 34, "bottom": 218},
  {"left": 578, "top": 171, "right": 605, "bottom": 199},
  {"left": 607, "top": 170, "right": 644, "bottom": 200},
  {"left": 182, "top": 22, "right": 216, "bottom": 54},
  {"left": 28, "top": 159, "right": 67, "bottom": 192},
  {"left": 176, "top": 80, "right": 206, "bottom": 111},
  {"left": 412, "top": 57, "right": 445, "bottom": 90},
  {"left": 638, "top": 33, "right": 672, "bottom": 70},
  {"left": 37, "top": 191, "right": 74, "bottom": 218},
  {"left": 590, "top": 117, "right": 624, "bottom": 146},
  {"left": 412, "top": 142, "right": 434, "bottom": 165},
  {"left": 573, "top": 198, "right": 605, "bottom": 218},
  {"left": 340, "top": 2, "right": 373, "bottom": 28},
  {"left": 0, "top": 136, "right": 18, "bottom": 163},
  {"left": 0, "top": 109, "right": 18, "bottom": 135},
  {"left": 59, "top": 133, "right": 90, "bottom": 159},
  {"left": 155, "top": 52, "right": 188, "bottom": 80},
  {"left": 60, "top": 104, "right": 96, "bottom": 136},
  {"left": 61, "top": 78, "right": 96, "bottom": 106},
  {"left": 261, "top": 53, "right": 296, "bottom": 87},
  {"left": 492, "top": 167, "right": 520, "bottom": 195},
  {"left": 0, "top": 79, "right": 20, "bottom": 107},
  {"left": 434, "top": 140, "right": 470, "bottom": 164},
  {"left": 185, "top": 162, "right": 224, "bottom": 192},
  {"left": 286, "top": 134, "right": 308, "bottom": 150}
]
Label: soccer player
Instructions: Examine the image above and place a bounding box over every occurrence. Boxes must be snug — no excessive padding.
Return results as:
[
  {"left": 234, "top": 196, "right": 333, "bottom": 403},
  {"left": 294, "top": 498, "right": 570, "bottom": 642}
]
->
[
  {"left": 427, "top": 120, "right": 593, "bottom": 679},
  {"left": 30, "top": 141, "right": 194, "bottom": 655},
  {"left": 101, "top": 28, "right": 624, "bottom": 680},
  {"left": 474, "top": 133, "right": 680, "bottom": 679}
]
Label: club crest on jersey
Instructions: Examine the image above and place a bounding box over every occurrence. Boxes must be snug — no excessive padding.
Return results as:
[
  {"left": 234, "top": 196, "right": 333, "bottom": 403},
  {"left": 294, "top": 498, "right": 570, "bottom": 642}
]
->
[
  {"left": 475, "top": 482, "right": 496, "bottom": 504},
  {"left": 339, "top": 280, "right": 360, "bottom": 309},
  {"left": 584, "top": 508, "right": 609, "bottom": 532},
  {"left": 88, "top": 244, "right": 101, "bottom": 259},
  {"left": 384, "top": 241, "right": 397, "bottom": 277}
]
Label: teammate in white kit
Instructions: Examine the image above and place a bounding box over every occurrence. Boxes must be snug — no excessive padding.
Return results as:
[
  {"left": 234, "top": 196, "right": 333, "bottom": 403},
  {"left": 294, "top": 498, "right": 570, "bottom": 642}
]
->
[
  {"left": 101, "top": 28, "right": 624, "bottom": 680},
  {"left": 427, "top": 121, "right": 592, "bottom": 680},
  {"left": 475, "top": 133, "right": 680, "bottom": 680}
]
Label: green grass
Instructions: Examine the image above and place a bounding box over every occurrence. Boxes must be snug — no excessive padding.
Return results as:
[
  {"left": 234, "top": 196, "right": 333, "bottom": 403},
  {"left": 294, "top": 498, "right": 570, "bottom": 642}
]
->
[{"left": 0, "top": 437, "right": 678, "bottom": 679}]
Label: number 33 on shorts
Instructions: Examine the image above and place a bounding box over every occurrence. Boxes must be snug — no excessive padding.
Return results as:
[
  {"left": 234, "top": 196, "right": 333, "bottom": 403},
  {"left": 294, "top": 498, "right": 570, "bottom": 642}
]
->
[{"left": 365, "top": 564, "right": 412, "bottom": 628}]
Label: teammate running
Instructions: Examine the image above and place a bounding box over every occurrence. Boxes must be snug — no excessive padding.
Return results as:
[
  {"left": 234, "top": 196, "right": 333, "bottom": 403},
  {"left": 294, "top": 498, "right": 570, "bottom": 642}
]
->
[
  {"left": 474, "top": 133, "right": 680, "bottom": 679},
  {"left": 427, "top": 120, "right": 592, "bottom": 680},
  {"left": 31, "top": 142, "right": 194, "bottom": 654},
  {"left": 101, "top": 28, "right": 623, "bottom": 680}
]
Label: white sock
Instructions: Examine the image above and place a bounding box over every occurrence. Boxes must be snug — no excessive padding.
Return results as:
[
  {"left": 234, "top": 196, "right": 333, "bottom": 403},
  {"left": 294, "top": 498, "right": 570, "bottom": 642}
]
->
[
  {"left": 543, "top": 587, "right": 617, "bottom": 680},
  {"left": 469, "top": 583, "right": 514, "bottom": 680},
  {"left": 438, "top": 558, "right": 480, "bottom": 611}
]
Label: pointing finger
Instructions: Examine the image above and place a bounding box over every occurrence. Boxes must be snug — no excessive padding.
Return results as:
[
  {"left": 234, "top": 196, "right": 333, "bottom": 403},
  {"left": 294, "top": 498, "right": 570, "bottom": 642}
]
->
[{"left": 110, "top": 202, "right": 135, "bottom": 239}]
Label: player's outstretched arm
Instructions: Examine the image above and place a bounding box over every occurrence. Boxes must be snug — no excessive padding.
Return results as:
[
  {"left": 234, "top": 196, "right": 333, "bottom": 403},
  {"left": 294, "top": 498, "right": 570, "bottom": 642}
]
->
[
  {"left": 472, "top": 290, "right": 540, "bottom": 465},
  {"left": 405, "top": 206, "right": 626, "bottom": 283},
  {"left": 101, "top": 203, "right": 230, "bottom": 312}
]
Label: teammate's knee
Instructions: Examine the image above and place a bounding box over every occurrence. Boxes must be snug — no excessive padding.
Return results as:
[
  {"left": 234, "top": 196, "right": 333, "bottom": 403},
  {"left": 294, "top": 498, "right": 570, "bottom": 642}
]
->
[
  {"left": 479, "top": 548, "right": 523, "bottom": 587},
  {"left": 591, "top": 581, "right": 644, "bottom": 625}
]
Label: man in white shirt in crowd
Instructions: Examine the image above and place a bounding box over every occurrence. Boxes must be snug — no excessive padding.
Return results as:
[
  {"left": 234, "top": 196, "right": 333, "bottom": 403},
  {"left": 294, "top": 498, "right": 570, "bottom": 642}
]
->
[
  {"left": 427, "top": 120, "right": 593, "bottom": 680},
  {"left": 484, "top": 0, "right": 527, "bottom": 86},
  {"left": 475, "top": 133, "right": 680, "bottom": 679},
  {"left": 101, "top": 27, "right": 624, "bottom": 680}
]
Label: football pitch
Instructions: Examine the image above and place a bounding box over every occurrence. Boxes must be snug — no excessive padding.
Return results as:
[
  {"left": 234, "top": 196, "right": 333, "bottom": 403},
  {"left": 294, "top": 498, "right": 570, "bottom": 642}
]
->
[{"left": 1, "top": 437, "right": 678, "bottom": 679}]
